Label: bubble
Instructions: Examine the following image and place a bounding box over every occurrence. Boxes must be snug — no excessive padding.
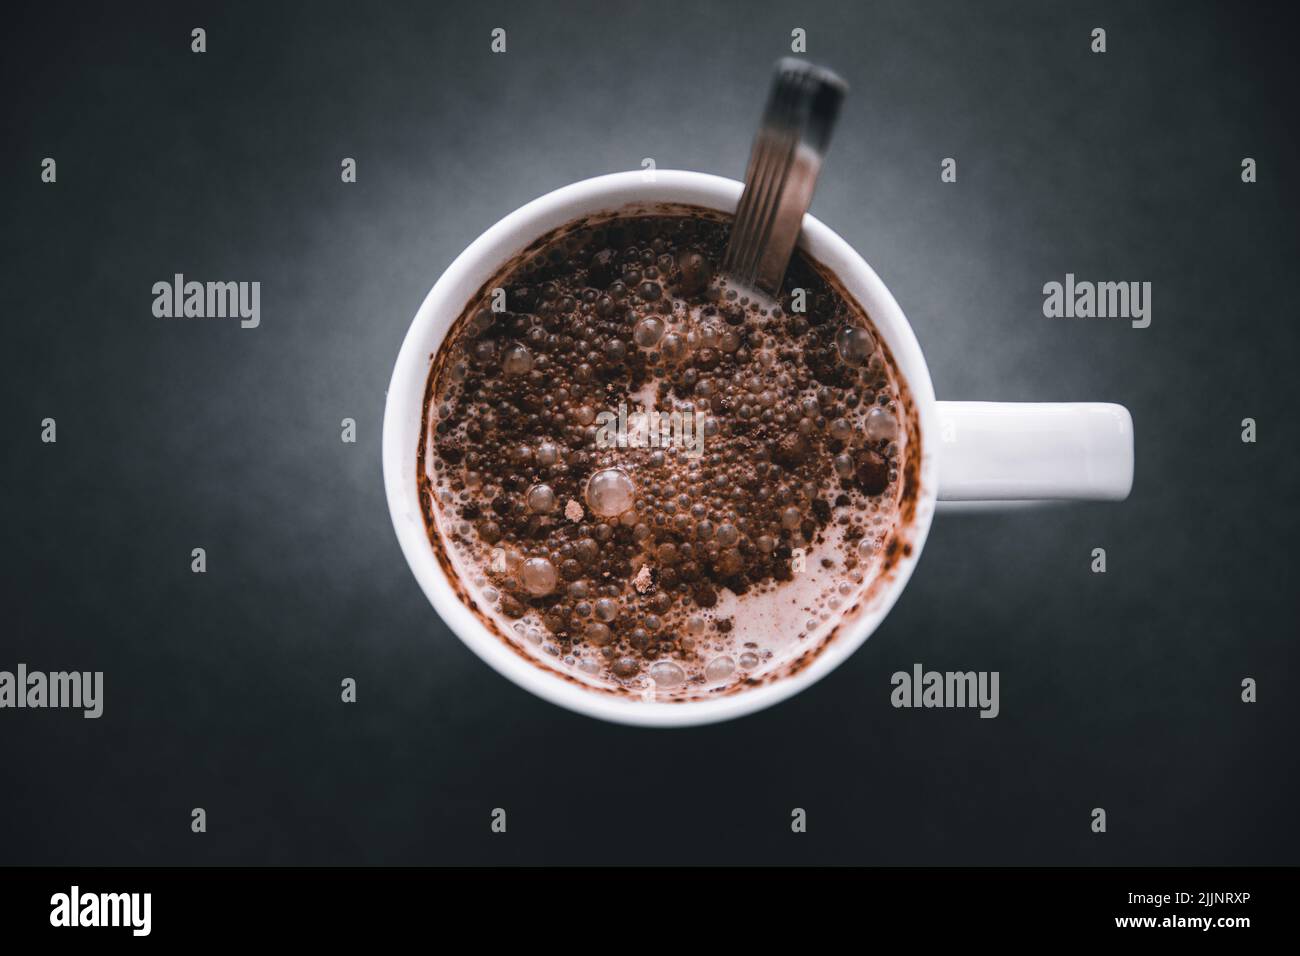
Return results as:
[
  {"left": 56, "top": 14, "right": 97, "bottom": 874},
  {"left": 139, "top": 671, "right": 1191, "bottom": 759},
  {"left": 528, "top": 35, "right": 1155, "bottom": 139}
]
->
[
  {"left": 704, "top": 656, "right": 735, "bottom": 682},
  {"left": 520, "top": 557, "right": 558, "bottom": 596},
  {"left": 502, "top": 344, "right": 534, "bottom": 375},
  {"left": 585, "top": 622, "right": 612, "bottom": 646},
  {"left": 835, "top": 325, "right": 875, "bottom": 367},
  {"left": 574, "top": 537, "right": 599, "bottom": 563},
  {"left": 536, "top": 442, "right": 560, "bottom": 466},
  {"left": 781, "top": 507, "right": 802, "bottom": 530},
  {"left": 633, "top": 316, "right": 665, "bottom": 348},
  {"left": 833, "top": 453, "right": 855, "bottom": 478},
  {"left": 865, "top": 407, "right": 898, "bottom": 441},
  {"left": 716, "top": 522, "right": 739, "bottom": 547},
  {"left": 649, "top": 660, "right": 686, "bottom": 687},
  {"left": 526, "top": 483, "right": 556, "bottom": 513},
  {"left": 686, "top": 614, "right": 707, "bottom": 635},
  {"left": 829, "top": 417, "right": 853, "bottom": 441},
  {"left": 738, "top": 651, "right": 760, "bottom": 669},
  {"left": 585, "top": 467, "right": 637, "bottom": 518},
  {"left": 612, "top": 656, "right": 641, "bottom": 678},
  {"left": 594, "top": 598, "right": 618, "bottom": 622},
  {"left": 660, "top": 332, "right": 686, "bottom": 361}
]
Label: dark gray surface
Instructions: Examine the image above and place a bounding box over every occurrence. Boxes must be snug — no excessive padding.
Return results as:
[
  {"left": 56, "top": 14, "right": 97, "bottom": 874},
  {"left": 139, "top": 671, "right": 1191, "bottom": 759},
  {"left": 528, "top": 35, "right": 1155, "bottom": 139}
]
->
[{"left": 2, "top": 0, "right": 1296, "bottom": 865}]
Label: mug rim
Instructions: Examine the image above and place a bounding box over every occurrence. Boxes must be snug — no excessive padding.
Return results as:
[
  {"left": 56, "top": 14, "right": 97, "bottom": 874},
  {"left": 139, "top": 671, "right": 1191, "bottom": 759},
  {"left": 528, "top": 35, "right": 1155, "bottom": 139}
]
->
[{"left": 382, "top": 169, "right": 939, "bottom": 727}]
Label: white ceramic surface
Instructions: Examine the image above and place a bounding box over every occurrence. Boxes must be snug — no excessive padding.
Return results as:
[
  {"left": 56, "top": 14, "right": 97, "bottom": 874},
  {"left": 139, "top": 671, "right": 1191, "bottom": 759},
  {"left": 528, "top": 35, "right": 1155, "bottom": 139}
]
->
[{"left": 382, "top": 170, "right": 1134, "bottom": 727}]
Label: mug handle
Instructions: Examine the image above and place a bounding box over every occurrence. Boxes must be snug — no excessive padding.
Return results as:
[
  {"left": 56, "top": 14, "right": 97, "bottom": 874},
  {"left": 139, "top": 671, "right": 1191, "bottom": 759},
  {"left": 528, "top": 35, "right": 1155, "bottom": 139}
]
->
[{"left": 935, "top": 402, "right": 1134, "bottom": 505}]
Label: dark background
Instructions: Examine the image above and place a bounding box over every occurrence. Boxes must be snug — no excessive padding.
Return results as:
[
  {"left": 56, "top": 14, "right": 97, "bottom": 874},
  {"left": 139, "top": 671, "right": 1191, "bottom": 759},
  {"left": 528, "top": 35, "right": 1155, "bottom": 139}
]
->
[{"left": 2, "top": 0, "right": 1296, "bottom": 865}]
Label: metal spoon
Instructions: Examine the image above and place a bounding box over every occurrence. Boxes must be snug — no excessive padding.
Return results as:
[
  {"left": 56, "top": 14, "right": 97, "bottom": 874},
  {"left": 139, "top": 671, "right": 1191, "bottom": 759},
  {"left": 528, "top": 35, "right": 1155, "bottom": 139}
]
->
[{"left": 721, "top": 58, "right": 848, "bottom": 296}]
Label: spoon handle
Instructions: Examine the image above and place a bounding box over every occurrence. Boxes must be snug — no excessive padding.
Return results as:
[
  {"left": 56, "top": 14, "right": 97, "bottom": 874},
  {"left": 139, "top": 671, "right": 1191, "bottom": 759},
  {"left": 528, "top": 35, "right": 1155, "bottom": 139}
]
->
[{"left": 722, "top": 58, "right": 847, "bottom": 296}]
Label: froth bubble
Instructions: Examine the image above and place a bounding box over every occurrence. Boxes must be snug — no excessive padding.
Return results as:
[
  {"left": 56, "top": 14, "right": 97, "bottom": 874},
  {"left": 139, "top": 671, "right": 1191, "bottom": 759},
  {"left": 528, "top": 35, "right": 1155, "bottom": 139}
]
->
[
  {"left": 520, "top": 557, "right": 558, "bottom": 596},
  {"left": 585, "top": 622, "right": 612, "bottom": 646},
  {"left": 660, "top": 332, "right": 686, "bottom": 361},
  {"left": 835, "top": 325, "right": 875, "bottom": 367},
  {"left": 502, "top": 344, "right": 534, "bottom": 375},
  {"left": 704, "top": 656, "right": 735, "bottom": 682},
  {"left": 649, "top": 661, "right": 686, "bottom": 687},
  {"left": 633, "top": 316, "right": 665, "bottom": 348},
  {"left": 526, "top": 483, "right": 557, "bottom": 513},
  {"left": 612, "top": 656, "right": 640, "bottom": 678},
  {"left": 865, "top": 407, "right": 899, "bottom": 441},
  {"left": 585, "top": 467, "right": 637, "bottom": 518}
]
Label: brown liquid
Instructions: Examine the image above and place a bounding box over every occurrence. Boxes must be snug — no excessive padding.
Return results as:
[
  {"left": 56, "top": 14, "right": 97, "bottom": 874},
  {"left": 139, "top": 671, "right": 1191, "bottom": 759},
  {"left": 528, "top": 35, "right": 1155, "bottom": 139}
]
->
[{"left": 419, "top": 207, "right": 919, "bottom": 701}]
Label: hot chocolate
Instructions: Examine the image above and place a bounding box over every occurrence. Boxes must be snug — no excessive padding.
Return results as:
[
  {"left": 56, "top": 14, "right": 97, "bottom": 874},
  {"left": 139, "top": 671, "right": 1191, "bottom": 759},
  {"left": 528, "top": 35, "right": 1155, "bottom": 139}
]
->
[{"left": 417, "top": 206, "right": 918, "bottom": 701}]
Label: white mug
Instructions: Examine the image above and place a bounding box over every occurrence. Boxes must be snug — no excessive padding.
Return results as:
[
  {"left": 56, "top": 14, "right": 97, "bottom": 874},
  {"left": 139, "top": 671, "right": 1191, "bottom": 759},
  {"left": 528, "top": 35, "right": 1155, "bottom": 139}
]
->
[{"left": 382, "top": 170, "right": 1134, "bottom": 727}]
